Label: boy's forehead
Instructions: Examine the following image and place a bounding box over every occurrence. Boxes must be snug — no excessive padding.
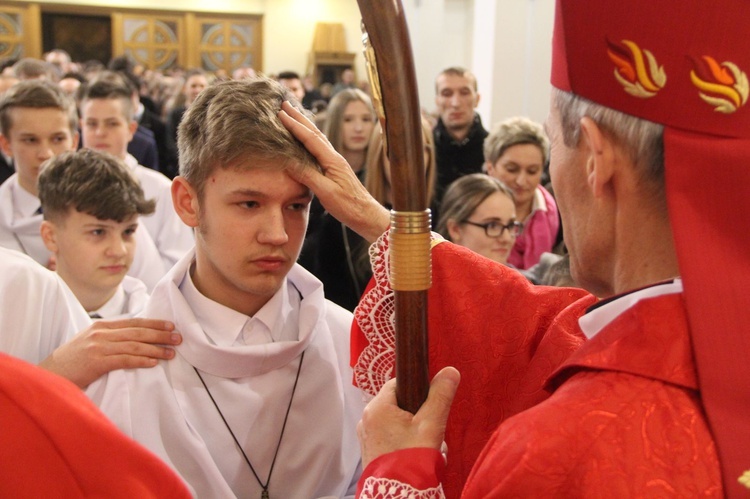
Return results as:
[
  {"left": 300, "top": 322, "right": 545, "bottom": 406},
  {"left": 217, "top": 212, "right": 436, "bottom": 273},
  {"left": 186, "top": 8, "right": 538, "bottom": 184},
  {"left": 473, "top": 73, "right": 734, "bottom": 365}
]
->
[
  {"left": 64, "top": 209, "right": 139, "bottom": 226},
  {"left": 8, "top": 106, "right": 74, "bottom": 134},
  {"left": 216, "top": 159, "right": 312, "bottom": 193},
  {"left": 82, "top": 97, "right": 127, "bottom": 115},
  {"left": 227, "top": 155, "right": 312, "bottom": 175}
]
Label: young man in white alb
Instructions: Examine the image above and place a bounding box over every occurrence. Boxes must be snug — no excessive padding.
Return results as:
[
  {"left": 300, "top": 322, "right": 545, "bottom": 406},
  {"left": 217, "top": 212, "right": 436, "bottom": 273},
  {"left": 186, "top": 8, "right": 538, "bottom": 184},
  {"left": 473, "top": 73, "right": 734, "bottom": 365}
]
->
[{"left": 86, "top": 77, "right": 364, "bottom": 497}]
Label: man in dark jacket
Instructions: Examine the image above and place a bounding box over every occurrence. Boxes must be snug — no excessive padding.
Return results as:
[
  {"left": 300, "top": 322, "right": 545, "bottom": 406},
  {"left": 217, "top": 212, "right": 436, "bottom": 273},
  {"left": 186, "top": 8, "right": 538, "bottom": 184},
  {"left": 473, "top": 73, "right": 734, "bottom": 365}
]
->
[{"left": 432, "top": 67, "right": 488, "bottom": 208}]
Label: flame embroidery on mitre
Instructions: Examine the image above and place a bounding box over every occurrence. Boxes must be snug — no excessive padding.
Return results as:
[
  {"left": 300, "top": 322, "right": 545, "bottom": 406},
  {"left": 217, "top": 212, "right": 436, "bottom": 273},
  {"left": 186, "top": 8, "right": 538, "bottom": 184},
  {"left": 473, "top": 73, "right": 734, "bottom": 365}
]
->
[
  {"left": 690, "top": 55, "right": 749, "bottom": 113},
  {"left": 607, "top": 39, "right": 666, "bottom": 98}
]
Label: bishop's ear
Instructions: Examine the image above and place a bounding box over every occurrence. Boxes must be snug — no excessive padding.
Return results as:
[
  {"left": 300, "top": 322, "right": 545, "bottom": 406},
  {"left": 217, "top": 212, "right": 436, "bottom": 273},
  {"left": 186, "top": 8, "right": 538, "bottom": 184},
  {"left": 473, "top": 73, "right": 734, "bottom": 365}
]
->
[
  {"left": 171, "top": 177, "right": 200, "bottom": 228},
  {"left": 579, "top": 116, "right": 615, "bottom": 198}
]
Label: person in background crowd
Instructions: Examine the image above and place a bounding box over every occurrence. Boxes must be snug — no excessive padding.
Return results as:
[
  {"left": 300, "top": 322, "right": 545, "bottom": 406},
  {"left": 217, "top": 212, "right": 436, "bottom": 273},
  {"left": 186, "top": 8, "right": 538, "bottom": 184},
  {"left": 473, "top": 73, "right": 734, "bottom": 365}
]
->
[
  {"left": 484, "top": 116, "right": 559, "bottom": 269},
  {"left": 432, "top": 67, "right": 489, "bottom": 211},
  {"left": 44, "top": 49, "right": 73, "bottom": 76},
  {"left": 277, "top": 71, "right": 305, "bottom": 104},
  {"left": 437, "top": 173, "right": 520, "bottom": 266},
  {"left": 232, "top": 66, "right": 257, "bottom": 80},
  {"left": 299, "top": 88, "right": 376, "bottom": 311},
  {"left": 79, "top": 77, "right": 193, "bottom": 276},
  {"left": 301, "top": 73, "right": 324, "bottom": 110},
  {"left": 364, "top": 117, "right": 437, "bottom": 210},
  {"left": 12, "top": 58, "right": 56, "bottom": 81},
  {"left": 332, "top": 68, "right": 356, "bottom": 97},
  {"left": 166, "top": 68, "right": 208, "bottom": 165},
  {"left": 58, "top": 72, "right": 84, "bottom": 98},
  {"left": 118, "top": 70, "right": 176, "bottom": 177},
  {"left": 323, "top": 89, "right": 376, "bottom": 179},
  {"left": 0, "top": 74, "right": 17, "bottom": 185}
]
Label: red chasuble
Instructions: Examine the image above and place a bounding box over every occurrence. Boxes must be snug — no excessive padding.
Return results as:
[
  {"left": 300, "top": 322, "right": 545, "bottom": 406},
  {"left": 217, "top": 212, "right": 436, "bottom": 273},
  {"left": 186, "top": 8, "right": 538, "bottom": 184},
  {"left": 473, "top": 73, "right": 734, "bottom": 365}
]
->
[
  {"left": 0, "top": 353, "right": 191, "bottom": 497},
  {"left": 463, "top": 292, "right": 721, "bottom": 497},
  {"left": 356, "top": 281, "right": 723, "bottom": 497},
  {"left": 352, "top": 237, "right": 592, "bottom": 497}
]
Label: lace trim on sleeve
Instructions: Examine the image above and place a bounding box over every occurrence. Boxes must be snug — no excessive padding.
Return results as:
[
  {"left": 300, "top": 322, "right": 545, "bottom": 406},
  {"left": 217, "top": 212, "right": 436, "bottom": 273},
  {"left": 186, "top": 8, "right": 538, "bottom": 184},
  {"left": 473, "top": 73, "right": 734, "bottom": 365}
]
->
[
  {"left": 359, "top": 477, "right": 445, "bottom": 499},
  {"left": 353, "top": 231, "right": 443, "bottom": 397},
  {"left": 353, "top": 231, "right": 395, "bottom": 397}
]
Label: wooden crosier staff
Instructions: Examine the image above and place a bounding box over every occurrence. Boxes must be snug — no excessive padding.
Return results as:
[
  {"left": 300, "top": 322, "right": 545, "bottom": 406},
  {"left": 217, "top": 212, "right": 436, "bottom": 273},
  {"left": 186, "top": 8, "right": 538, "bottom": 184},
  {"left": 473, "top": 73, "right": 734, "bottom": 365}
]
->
[{"left": 357, "top": 0, "right": 430, "bottom": 414}]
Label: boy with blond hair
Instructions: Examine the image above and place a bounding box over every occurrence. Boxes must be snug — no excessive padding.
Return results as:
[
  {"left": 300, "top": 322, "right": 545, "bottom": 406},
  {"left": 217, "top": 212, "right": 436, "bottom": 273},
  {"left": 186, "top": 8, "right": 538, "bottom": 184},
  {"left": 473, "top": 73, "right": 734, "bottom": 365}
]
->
[
  {"left": 79, "top": 75, "right": 193, "bottom": 272},
  {"left": 39, "top": 149, "right": 154, "bottom": 319},
  {"left": 86, "top": 77, "right": 363, "bottom": 497}
]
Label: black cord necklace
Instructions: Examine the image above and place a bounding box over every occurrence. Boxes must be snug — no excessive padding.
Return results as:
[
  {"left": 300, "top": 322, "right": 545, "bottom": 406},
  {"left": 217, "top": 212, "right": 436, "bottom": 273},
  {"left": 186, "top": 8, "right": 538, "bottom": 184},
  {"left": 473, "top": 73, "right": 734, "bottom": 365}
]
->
[{"left": 193, "top": 351, "right": 305, "bottom": 499}]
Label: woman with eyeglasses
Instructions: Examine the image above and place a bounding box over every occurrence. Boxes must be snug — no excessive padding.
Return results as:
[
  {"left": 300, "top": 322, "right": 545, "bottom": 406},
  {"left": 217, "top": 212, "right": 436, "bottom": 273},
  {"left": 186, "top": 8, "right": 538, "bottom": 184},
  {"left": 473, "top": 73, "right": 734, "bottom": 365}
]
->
[
  {"left": 484, "top": 116, "right": 560, "bottom": 269},
  {"left": 437, "top": 173, "right": 522, "bottom": 266}
]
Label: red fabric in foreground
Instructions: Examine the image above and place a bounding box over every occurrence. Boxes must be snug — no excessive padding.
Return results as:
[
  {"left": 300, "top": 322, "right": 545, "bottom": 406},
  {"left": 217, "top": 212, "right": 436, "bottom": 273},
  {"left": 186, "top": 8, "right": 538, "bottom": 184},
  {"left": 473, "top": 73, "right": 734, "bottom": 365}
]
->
[
  {"left": 356, "top": 293, "right": 722, "bottom": 498},
  {"left": 665, "top": 129, "right": 750, "bottom": 498},
  {"left": 0, "top": 352, "right": 191, "bottom": 497}
]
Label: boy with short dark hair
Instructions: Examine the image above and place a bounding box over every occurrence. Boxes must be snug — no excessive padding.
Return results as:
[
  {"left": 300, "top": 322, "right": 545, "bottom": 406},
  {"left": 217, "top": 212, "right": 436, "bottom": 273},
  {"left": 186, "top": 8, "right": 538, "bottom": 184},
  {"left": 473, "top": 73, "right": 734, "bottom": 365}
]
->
[{"left": 39, "top": 148, "right": 154, "bottom": 318}]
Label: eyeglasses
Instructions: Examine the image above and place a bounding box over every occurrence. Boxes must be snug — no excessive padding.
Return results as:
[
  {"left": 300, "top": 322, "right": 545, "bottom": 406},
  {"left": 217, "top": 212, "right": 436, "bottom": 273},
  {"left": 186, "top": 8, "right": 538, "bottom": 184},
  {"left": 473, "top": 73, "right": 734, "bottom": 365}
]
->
[{"left": 462, "top": 220, "right": 523, "bottom": 238}]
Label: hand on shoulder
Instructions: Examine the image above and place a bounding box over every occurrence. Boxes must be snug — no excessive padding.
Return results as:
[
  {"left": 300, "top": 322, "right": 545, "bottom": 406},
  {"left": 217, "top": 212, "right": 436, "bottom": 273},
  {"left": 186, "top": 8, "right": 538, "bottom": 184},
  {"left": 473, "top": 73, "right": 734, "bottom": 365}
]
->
[{"left": 39, "top": 318, "right": 182, "bottom": 388}]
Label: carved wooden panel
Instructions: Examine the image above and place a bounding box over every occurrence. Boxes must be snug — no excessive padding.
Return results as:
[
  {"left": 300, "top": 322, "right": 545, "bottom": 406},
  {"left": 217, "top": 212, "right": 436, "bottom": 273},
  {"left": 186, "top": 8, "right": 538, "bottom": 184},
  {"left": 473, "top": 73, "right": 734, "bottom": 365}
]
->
[
  {"left": 112, "top": 13, "right": 183, "bottom": 70},
  {"left": 0, "top": 6, "right": 262, "bottom": 73},
  {"left": 191, "top": 15, "right": 262, "bottom": 72},
  {"left": 0, "top": 8, "right": 23, "bottom": 59},
  {"left": 0, "top": 3, "right": 40, "bottom": 60}
]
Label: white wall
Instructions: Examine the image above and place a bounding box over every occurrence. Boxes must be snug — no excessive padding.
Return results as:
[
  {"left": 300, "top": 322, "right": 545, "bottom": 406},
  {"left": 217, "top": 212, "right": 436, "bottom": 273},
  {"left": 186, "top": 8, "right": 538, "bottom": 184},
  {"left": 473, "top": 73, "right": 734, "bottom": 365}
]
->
[
  {"left": 405, "top": 0, "right": 555, "bottom": 126},
  {"left": 402, "top": 0, "right": 474, "bottom": 116},
  {"left": 482, "top": 0, "right": 555, "bottom": 126},
  {"left": 261, "top": 0, "right": 366, "bottom": 79}
]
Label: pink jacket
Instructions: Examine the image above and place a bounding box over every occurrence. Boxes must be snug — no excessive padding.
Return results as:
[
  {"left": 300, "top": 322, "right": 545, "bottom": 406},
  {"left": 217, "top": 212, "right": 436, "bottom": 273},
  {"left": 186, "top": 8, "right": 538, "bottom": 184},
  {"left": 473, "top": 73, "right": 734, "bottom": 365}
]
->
[{"left": 509, "top": 185, "right": 559, "bottom": 269}]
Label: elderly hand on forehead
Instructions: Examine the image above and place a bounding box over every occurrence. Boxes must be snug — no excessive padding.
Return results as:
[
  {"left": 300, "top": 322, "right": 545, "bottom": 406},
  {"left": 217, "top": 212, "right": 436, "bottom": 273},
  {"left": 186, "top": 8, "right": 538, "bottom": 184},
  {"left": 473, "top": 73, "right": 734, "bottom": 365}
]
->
[{"left": 278, "top": 101, "right": 390, "bottom": 243}]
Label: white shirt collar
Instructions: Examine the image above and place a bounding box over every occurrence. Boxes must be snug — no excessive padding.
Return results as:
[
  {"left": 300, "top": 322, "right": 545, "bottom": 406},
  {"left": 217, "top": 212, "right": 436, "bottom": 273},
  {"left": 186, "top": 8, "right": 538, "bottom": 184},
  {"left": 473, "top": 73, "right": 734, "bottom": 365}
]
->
[
  {"left": 528, "top": 186, "right": 548, "bottom": 218},
  {"left": 124, "top": 153, "right": 139, "bottom": 170},
  {"left": 11, "top": 176, "right": 41, "bottom": 218},
  {"left": 1, "top": 151, "right": 12, "bottom": 167},
  {"left": 179, "top": 261, "right": 299, "bottom": 348},
  {"left": 89, "top": 284, "right": 126, "bottom": 319},
  {"left": 578, "top": 279, "right": 683, "bottom": 339}
]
